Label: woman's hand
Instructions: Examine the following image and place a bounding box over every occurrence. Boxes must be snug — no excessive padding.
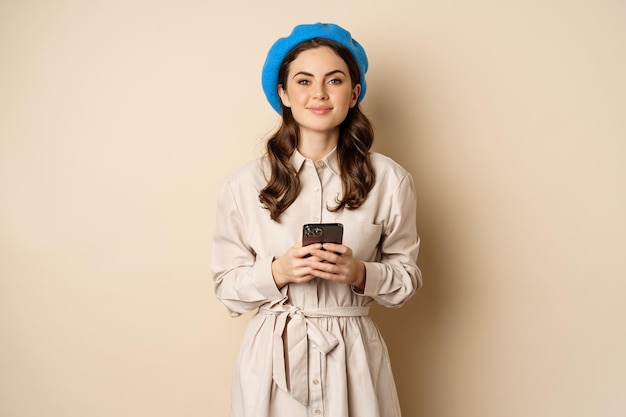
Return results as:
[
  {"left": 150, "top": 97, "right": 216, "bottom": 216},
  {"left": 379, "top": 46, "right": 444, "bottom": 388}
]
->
[
  {"left": 308, "top": 243, "right": 366, "bottom": 290},
  {"left": 271, "top": 242, "right": 323, "bottom": 289}
]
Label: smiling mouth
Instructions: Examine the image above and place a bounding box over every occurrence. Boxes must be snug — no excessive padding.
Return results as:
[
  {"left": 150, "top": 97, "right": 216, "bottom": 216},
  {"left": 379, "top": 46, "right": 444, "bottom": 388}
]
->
[{"left": 308, "top": 106, "right": 332, "bottom": 115}]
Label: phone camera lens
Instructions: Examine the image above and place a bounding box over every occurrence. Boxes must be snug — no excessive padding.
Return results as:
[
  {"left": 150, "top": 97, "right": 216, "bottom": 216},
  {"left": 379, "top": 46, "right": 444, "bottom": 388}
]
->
[{"left": 304, "top": 226, "right": 323, "bottom": 238}]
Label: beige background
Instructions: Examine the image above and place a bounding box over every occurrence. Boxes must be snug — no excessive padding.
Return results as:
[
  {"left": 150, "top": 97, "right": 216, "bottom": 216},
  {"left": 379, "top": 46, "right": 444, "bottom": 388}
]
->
[{"left": 1, "top": 0, "right": 625, "bottom": 416}]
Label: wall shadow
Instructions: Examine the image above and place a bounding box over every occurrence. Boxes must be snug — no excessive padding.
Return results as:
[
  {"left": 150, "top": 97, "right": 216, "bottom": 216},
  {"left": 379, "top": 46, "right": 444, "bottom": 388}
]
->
[{"left": 365, "top": 61, "right": 453, "bottom": 416}]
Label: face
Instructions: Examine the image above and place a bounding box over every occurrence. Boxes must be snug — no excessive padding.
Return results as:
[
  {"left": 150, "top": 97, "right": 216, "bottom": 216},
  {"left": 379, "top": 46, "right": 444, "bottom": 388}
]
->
[{"left": 278, "top": 46, "right": 361, "bottom": 138}]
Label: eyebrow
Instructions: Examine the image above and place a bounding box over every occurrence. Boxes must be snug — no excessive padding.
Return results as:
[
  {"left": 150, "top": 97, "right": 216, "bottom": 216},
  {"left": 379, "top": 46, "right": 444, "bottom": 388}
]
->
[{"left": 292, "top": 69, "right": 347, "bottom": 79}]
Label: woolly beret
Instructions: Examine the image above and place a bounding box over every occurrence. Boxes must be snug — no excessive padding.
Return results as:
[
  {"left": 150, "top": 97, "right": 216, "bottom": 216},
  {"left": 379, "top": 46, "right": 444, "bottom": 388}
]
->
[{"left": 261, "top": 23, "right": 368, "bottom": 113}]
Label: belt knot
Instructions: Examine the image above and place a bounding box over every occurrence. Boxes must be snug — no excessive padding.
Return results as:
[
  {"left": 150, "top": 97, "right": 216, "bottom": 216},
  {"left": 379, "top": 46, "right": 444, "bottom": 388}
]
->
[{"left": 262, "top": 304, "right": 369, "bottom": 405}]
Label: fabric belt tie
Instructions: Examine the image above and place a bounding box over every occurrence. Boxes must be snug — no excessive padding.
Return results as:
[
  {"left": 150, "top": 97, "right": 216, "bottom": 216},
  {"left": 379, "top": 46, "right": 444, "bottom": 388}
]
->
[{"left": 261, "top": 305, "right": 370, "bottom": 405}]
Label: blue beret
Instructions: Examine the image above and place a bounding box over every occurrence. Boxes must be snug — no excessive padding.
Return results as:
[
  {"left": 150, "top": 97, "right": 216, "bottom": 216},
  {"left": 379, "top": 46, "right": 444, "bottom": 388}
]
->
[{"left": 261, "top": 23, "right": 368, "bottom": 113}]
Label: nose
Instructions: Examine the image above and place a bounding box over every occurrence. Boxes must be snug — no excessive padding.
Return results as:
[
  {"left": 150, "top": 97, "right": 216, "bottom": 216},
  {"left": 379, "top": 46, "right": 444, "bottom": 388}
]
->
[{"left": 312, "top": 83, "right": 328, "bottom": 100}]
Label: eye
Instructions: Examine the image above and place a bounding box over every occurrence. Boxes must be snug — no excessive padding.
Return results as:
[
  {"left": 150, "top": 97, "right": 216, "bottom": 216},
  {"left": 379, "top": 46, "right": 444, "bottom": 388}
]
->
[
  {"left": 328, "top": 78, "right": 343, "bottom": 85},
  {"left": 296, "top": 79, "right": 311, "bottom": 86}
]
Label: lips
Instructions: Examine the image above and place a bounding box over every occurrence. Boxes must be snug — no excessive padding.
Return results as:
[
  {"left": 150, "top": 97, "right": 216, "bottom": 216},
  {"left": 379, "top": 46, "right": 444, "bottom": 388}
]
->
[{"left": 307, "top": 106, "right": 332, "bottom": 115}]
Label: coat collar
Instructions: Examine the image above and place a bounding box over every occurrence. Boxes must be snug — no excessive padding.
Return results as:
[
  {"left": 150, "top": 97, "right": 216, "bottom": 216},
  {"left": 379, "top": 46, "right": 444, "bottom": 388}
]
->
[{"left": 289, "top": 147, "right": 340, "bottom": 177}]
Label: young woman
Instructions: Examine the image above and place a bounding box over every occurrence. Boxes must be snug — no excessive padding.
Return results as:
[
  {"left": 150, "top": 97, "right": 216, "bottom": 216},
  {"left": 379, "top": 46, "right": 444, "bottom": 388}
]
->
[{"left": 211, "top": 23, "right": 422, "bottom": 417}]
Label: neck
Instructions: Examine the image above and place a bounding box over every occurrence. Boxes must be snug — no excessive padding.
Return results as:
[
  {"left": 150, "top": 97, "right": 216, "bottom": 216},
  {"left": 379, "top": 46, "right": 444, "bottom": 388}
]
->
[{"left": 297, "top": 128, "right": 339, "bottom": 161}]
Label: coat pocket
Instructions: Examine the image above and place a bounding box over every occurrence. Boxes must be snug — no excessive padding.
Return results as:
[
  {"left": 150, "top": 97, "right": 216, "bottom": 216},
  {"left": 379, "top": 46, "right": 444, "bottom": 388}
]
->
[{"left": 343, "top": 222, "right": 383, "bottom": 262}]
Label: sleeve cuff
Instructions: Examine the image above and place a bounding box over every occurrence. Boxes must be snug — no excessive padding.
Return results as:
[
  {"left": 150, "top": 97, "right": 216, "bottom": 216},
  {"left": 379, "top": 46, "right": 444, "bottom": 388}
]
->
[
  {"left": 252, "top": 257, "right": 284, "bottom": 301},
  {"left": 354, "top": 261, "right": 384, "bottom": 297}
]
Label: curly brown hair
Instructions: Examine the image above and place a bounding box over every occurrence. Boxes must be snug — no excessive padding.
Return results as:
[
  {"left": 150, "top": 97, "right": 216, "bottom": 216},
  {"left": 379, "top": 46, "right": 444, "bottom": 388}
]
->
[{"left": 259, "top": 38, "right": 376, "bottom": 222}]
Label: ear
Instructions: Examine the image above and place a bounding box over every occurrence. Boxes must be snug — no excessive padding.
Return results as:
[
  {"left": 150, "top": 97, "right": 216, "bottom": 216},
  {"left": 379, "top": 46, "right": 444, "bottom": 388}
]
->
[
  {"left": 278, "top": 84, "right": 291, "bottom": 108},
  {"left": 350, "top": 84, "right": 361, "bottom": 108}
]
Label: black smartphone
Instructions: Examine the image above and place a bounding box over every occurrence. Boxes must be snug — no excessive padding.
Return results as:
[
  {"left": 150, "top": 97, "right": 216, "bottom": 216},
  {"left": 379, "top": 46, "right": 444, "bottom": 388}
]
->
[{"left": 302, "top": 223, "right": 344, "bottom": 246}]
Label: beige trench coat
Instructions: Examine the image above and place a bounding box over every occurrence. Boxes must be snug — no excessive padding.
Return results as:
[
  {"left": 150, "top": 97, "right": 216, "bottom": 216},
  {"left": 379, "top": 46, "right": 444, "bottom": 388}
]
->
[{"left": 211, "top": 149, "right": 421, "bottom": 417}]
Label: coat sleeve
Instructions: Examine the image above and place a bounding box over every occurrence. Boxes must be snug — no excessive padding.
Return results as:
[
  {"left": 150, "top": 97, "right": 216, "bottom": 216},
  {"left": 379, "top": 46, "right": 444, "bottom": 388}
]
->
[
  {"left": 359, "top": 172, "right": 422, "bottom": 308},
  {"left": 210, "top": 178, "right": 285, "bottom": 317}
]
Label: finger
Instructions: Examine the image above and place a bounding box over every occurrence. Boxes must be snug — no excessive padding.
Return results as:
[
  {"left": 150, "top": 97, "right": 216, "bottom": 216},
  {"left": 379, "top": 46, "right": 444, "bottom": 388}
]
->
[
  {"left": 309, "top": 249, "right": 337, "bottom": 264},
  {"left": 299, "top": 243, "right": 323, "bottom": 257},
  {"left": 293, "top": 275, "right": 317, "bottom": 284},
  {"left": 309, "top": 259, "right": 342, "bottom": 275},
  {"left": 291, "top": 266, "right": 318, "bottom": 281},
  {"left": 321, "top": 243, "right": 351, "bottom": 256},
  {"left": 313, "top": 247, "right": 347, "bottom": 265},
  {"left": 310, "top": 267, "right": 345, "bottom": 282},
  {"left": 303, "top": 255, "right": 325, "bottom": 263}
]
